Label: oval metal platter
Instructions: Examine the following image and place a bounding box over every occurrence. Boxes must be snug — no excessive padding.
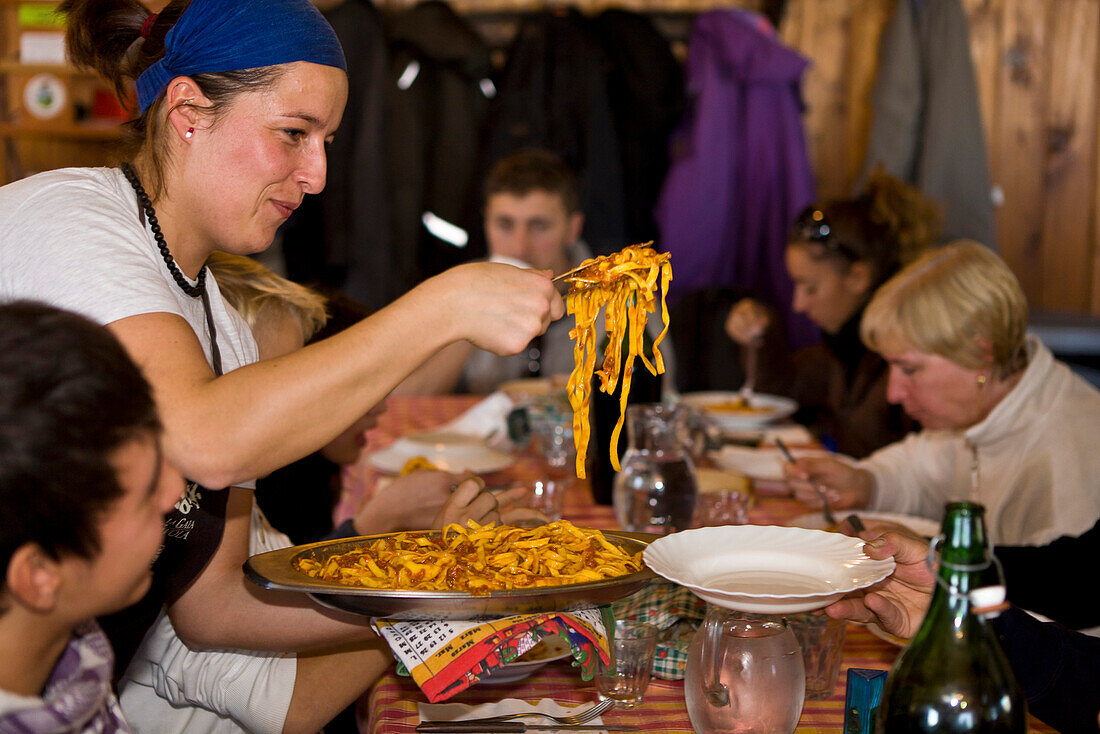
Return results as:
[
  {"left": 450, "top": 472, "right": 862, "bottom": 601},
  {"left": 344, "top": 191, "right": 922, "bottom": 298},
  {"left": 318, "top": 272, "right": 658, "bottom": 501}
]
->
[{"left": 243, "top": 529, "right": 658, "bottom": 620}]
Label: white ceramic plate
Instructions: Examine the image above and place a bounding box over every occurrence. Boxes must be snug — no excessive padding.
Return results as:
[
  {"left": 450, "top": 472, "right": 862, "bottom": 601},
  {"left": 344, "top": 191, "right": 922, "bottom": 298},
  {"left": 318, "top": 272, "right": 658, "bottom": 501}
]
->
[
  {"left": 711, "top": 446, "right": 835, "bottom": 481},
  {"left": 681, "top": 391, "right": 798, "bottom": 430},
  {"left": 789, "top": 511, "right": 941, "bottom": 538},
  {"left": 644, "top": 525, "right": 895, "bottom": 614},
  {"left": 479, "top": 636, "right": 573, "bottom": 684},
  {"left": 367, "top": 430, "right": 514, "bottom": 475}
]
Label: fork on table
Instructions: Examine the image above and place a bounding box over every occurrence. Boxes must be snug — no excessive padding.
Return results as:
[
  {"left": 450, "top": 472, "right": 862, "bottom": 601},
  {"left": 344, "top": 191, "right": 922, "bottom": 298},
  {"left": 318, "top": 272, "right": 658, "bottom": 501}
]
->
[{"left": 416, "top": 697, "right": 616, "bottom": 732}]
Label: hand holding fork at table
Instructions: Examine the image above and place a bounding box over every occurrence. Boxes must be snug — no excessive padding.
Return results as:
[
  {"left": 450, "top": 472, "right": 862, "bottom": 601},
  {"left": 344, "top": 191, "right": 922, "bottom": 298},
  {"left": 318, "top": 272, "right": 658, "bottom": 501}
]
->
[{"left": 782, "top": 455, "right": 874, "bottom": 512}]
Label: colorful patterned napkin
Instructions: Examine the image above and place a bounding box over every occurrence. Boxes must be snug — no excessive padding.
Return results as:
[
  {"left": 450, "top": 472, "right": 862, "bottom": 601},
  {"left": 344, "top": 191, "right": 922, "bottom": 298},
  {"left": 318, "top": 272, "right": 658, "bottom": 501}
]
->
[
  {"left": 372, "top": 608, "right": 610, "bottom": 702},
  {"left": 611, "top": 581, "right": 706, "bottom": 680}
]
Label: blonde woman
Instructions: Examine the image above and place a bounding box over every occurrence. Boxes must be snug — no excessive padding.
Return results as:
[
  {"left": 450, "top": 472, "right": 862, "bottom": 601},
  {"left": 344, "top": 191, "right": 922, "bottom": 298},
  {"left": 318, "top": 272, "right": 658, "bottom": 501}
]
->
[{"left": 786, "top": 240, "right": 1100, "bottom": 545}]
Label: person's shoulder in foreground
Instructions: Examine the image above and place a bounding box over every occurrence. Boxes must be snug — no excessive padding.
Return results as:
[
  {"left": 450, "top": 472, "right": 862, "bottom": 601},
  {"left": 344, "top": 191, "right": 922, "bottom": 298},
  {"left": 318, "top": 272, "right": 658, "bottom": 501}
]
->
[{"left": 0, "top": 301, "right": 180, "bottom": 732}]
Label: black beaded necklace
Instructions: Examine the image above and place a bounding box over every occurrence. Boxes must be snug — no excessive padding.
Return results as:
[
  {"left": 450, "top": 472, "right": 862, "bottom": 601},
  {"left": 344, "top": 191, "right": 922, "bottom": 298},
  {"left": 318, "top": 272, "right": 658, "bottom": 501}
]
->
[{"left": 120, "top": 162, "right": 223, "bottom": 375}]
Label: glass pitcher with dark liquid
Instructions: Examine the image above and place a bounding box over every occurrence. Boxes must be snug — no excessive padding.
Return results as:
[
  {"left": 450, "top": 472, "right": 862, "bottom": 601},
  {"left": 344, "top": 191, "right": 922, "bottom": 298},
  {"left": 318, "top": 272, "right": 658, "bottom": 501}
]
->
[{"left": 611, "top": 402, "right": 697, "bottom": 534}]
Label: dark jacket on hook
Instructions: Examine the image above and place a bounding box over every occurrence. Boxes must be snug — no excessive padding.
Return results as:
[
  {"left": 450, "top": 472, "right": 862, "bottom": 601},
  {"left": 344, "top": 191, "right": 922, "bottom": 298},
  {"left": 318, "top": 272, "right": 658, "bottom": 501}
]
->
[
  {"left": 386, "top": 0, "right": 495, "bottom": 278},
  {"left": 483, "top": 8, "right": 626, "bottom": 256},
  {"left": 281, "top": 0, "right": 395, "bottom": 310},
  {"left": 592, "top": 8, "right": 686, "bottom": 245}
]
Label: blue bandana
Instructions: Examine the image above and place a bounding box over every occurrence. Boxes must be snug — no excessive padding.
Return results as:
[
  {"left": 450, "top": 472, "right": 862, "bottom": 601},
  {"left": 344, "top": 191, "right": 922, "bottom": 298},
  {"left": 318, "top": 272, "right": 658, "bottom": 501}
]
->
[{"left": 135, "top": 0, "right": 347, "bottom": 113}]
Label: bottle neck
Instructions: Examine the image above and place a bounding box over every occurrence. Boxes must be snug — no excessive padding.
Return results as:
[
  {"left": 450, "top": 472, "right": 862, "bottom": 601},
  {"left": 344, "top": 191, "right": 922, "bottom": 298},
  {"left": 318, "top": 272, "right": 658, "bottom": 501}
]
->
[{"left": 927, "top": 502, "right": 993, "bottom": 617}]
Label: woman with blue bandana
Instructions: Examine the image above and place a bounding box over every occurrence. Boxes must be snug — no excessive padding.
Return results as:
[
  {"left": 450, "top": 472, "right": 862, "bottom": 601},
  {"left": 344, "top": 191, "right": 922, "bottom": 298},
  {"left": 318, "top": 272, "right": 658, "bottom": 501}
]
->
[{"left": 0, "top": 0, "right": 564, "bottom": 732}]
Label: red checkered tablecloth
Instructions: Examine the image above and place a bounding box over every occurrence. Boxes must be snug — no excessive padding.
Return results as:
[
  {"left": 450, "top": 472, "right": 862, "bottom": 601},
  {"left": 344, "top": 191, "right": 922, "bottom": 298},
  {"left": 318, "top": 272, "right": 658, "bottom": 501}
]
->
[{"left": 342, "top": 395, "right": 1055, "bottom": 733}]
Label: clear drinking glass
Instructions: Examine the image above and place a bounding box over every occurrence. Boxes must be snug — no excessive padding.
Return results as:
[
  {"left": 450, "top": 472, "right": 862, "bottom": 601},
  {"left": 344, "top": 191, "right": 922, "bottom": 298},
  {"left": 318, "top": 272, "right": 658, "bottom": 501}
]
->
[
  {"left": 612, "top": 403, "right": 698, "bottom": 534},
  {"left": 594, "top": 619, "right": 658, "bottom": 709},
  {"left": 691, "top": 468, "right": 751, "bottom": 527},
  {"left": 525, "top": 477, "right": 567, "bottom": 521},
  {"left": 786, "top": 613, "right": 847, "bottom": 700},
  {"left": 690, "top": 490, "right": 750, "bottom": 527},
  {"left": 685, "top": 608, "right": 805, "bottom": 734},
  {"left": 523, "top": 398, "right": 574, "bottom": 522}
]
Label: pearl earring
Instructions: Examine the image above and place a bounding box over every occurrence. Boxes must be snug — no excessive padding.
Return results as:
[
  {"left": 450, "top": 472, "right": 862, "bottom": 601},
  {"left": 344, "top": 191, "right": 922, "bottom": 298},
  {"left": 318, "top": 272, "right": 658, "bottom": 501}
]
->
[{"left": 185, "top": 127, "right": 194, "bottom": 139}]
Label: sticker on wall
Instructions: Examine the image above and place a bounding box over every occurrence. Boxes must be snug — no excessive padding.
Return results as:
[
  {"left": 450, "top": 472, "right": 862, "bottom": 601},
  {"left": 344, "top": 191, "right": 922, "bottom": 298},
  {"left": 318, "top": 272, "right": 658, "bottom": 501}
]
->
[{"left": 23, "top": 73, "right": 67, "bottom": 120}]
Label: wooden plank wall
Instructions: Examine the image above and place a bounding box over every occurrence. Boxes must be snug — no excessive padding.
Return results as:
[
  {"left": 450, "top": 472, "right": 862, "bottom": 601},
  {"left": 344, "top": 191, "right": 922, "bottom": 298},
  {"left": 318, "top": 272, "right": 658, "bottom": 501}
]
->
[
  {"left": 6, "top": 0, "right": 1100, "bottom": 314},
  {"left": 781, "top": 0, "right": 1100, "bottom": 315}
]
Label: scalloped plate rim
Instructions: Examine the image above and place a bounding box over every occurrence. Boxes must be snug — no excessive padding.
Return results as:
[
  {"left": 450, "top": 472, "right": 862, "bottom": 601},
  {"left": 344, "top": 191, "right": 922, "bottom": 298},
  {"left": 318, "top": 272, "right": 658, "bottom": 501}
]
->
[{"left": 643, "top": 525, "right": 895, "bottom": 603}]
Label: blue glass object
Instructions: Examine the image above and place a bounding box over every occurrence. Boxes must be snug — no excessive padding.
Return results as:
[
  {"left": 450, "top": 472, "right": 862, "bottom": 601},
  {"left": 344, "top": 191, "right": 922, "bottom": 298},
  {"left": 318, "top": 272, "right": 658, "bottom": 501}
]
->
[{"left": 844, "top": 668, "right": 887, "bottom": 734}]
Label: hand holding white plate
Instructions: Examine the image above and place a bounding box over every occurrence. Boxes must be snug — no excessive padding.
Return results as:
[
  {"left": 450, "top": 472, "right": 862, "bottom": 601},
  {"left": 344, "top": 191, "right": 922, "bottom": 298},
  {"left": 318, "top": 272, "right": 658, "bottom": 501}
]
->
[
  {"left": 368, "top": 430, "right": 514, "bottom": 474},
  {"left": 644, "top": 525, "right": 895, "bottom": 614}
]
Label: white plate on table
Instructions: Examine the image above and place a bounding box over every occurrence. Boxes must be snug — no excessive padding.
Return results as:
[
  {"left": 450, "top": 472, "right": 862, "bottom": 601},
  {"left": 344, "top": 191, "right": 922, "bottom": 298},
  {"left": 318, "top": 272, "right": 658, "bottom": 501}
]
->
[
  {"left": 681, "top": 391, "right": 798, "bottom": 430},
  {"left": 789, "top": 511, "right": 941, "bottom": 538},
  {"left": 644, "top": 525, "right": 895, "bottom": 614},
  {"left": 479, "top": 636, "right": 573, "bottom": 684},
  {"left": 367, "top": 430, "right": 514, "bottom": 475},
  {"left": 711, "top": 446, "right": 836, "bottom": 482}
]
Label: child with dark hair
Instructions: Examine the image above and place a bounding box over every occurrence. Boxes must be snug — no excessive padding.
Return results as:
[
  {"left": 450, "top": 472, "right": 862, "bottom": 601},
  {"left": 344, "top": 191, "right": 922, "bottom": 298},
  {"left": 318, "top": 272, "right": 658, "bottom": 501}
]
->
[{"left": 0, "top": 301, "right": 181, "bottom": 732}]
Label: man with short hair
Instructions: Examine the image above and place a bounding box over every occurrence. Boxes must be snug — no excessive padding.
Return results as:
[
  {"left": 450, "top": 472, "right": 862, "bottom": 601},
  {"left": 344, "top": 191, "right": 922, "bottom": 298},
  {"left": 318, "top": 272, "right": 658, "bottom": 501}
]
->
[
  {"left": 403, "top": 149, "right": 674, "bottom": 395},
  {"left": 482, "top": 148, "right": 586, "bottom": 280},
  {"left": 0, "top": 302, "right": 182, "bottom": 732}
]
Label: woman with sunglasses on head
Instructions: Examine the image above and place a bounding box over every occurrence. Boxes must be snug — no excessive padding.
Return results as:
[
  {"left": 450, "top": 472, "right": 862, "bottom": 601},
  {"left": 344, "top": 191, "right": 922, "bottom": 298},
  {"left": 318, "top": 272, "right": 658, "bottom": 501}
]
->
[
  {"left": 785, "top": 241, "right": 1100, "bottom": 548},
  {"left": 724, "top": 171, "right": 941, "bottom": 457},
  {"left": 0, "top": 1, "right": 562, "bottom": 732}
]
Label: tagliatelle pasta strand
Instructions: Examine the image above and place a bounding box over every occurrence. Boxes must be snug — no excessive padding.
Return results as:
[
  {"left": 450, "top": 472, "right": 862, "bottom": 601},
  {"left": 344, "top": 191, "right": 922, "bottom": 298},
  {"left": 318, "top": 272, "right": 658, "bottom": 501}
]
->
[
  {"left": 562, "top": 243, "right": 672, "bottom": 478},
  {"left": 293, "top": 519, "right": 644, "bottom": 595}
]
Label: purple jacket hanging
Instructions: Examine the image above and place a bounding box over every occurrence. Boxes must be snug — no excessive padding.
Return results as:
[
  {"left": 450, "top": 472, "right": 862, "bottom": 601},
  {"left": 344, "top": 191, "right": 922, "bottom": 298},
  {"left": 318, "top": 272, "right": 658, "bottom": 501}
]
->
[{"left": 655, "top": 9, "right": 818, "bottom": 347}]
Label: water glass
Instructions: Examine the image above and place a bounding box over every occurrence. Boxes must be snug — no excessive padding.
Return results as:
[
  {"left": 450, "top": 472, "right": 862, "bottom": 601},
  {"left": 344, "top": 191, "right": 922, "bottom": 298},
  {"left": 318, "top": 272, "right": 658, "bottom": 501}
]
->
[
  {"left": 525, "top": 397, "right": 574, "bottom": 470},
  {"left": 691, "top": 468, "right": 751, "bottom": 527},
  {"left": 519, "top": 398, "right": 574, "bottom": 523},
  {"left": 524, "top": 477, "right": 568, "bottom": 521},
  {"left": 691, "top": 490, "right": 750, "bottom": 527},
  {"left": 594, "top": 620, "right": 658, "bottom": 709},
  {"left": 786, "top": 613, "right": 847, "bottom": 700}
]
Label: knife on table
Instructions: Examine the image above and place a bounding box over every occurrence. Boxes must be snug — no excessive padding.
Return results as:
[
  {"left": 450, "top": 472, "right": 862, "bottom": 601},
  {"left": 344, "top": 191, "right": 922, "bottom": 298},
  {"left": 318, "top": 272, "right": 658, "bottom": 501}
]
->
[{"left": 416, "top": 723, "right": 639, "bottom": 733}]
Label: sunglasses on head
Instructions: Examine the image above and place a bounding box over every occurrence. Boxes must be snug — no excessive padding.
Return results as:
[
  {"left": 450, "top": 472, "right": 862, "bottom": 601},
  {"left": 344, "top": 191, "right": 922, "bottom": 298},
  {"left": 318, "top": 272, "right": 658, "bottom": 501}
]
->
[{"left": 792, "top": 206, "right": 858, "bottom": 261}]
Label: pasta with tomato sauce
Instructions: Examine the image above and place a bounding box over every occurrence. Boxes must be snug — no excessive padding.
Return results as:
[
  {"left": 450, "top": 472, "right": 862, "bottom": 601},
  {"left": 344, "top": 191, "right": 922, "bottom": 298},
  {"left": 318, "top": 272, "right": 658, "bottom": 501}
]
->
[
  {"left": 561, "top": 243, "right": 671, "bottom": 478},
  {"left": 293, "top": 519, "right": 644, "bottom": 594}
]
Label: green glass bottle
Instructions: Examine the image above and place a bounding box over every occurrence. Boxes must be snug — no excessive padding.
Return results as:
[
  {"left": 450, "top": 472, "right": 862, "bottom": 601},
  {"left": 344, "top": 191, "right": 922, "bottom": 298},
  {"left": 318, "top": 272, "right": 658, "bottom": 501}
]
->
[{"left": 878, "top": 502, "right": 1026, "bottom": 733}]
